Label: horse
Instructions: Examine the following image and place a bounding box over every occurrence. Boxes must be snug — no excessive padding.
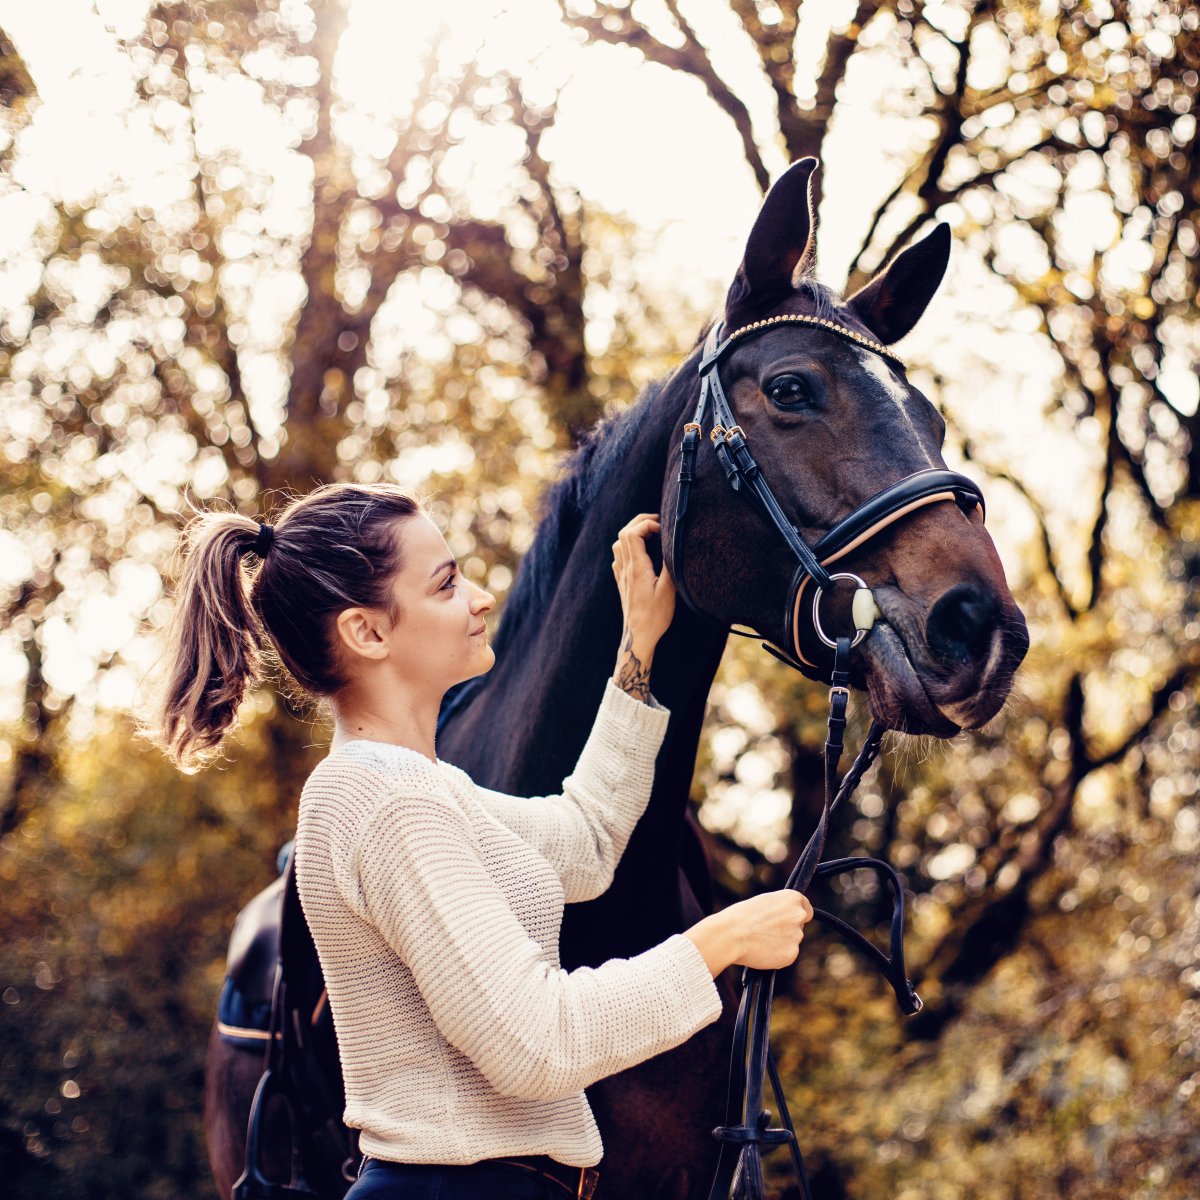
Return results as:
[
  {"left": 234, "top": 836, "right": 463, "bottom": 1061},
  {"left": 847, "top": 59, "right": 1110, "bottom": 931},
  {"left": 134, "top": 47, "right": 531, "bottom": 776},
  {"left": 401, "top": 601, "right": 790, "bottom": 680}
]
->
[{"left": 204, "top": 157, "right": 1028, "bottom": 1200}]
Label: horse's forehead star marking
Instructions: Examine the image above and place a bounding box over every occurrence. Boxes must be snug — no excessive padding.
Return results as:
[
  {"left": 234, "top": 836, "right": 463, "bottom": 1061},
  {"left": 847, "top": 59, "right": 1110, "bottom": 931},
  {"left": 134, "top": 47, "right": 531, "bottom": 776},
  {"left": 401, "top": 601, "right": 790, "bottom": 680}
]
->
[{"left": 853, "top": 348, "right": 936, "bottom": 468}]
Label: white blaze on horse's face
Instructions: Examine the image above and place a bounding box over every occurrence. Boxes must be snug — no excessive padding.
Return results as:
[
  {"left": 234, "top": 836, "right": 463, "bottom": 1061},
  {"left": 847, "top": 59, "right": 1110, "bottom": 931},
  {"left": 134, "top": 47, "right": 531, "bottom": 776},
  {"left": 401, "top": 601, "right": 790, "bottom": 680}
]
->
[{"left": 852, "top": 348, "right": 937, "bottom": 469}]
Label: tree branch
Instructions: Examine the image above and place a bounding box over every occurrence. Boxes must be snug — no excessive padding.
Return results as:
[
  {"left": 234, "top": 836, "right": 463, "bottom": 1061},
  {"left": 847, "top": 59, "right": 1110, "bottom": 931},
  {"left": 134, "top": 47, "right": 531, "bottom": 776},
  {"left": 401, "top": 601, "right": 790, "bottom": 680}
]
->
[
  {"left": 1085, "top": 365, "right": 1118, "bottom": 613},
  {"left": 556, "top": 0, "right": 769, "bottom": 191},
  {"left": 958, "top": 433, "right": 1081, "bottom": 621},
  {"left": 907, "top": 672, "right": 1086, "bottom": 1042},
  {"left": 0, "top": 564, "right": 62, "bottom": 840},
  {"left": 1085, "top": 658, "right": 1199, "bottom": 771}
]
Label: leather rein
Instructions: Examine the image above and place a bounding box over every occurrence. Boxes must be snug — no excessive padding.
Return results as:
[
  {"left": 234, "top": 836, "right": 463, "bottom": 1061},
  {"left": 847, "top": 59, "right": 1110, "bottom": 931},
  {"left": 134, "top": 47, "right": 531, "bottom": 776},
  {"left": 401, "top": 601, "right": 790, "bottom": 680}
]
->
[{"left": 671, "top": 317, "right": 987, "bottom": 1200}]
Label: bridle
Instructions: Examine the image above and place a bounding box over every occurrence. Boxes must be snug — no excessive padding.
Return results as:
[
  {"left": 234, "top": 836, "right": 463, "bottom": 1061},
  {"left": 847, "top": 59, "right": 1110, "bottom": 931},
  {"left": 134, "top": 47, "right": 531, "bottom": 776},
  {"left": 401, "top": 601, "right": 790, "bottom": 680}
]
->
[
  {"left": 670, "top": 316, "right": 989, "bottom": 1200},
  {"left": 672, "top": 315, "right": 985, "bottom": 680}
]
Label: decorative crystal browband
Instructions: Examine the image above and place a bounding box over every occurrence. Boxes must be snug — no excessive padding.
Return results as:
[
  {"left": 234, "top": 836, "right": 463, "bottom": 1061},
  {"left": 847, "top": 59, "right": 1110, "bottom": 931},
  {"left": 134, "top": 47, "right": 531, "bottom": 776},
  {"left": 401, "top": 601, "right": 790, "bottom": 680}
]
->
[{"left": 714, "top": 313, "right": 906, "bottom": 370}]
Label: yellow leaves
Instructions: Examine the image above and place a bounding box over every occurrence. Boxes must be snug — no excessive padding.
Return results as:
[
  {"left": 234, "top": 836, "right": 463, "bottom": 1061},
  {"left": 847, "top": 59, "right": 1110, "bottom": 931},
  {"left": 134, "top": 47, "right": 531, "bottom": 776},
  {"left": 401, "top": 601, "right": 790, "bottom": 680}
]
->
[
  {"left": 1130, "top": 295, "right": 1155, "bottom": 320},
  {"left": 767, "top": 852, "right": 1197, "bottom": 1195}
]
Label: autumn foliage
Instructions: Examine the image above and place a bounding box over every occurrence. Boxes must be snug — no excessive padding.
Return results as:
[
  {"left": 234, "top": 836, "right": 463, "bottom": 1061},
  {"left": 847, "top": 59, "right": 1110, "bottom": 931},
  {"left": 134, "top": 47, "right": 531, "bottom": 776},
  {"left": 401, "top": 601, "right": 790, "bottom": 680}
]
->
[{"left": 1, "top": 2, "right": 1197, "bottom": 1197}]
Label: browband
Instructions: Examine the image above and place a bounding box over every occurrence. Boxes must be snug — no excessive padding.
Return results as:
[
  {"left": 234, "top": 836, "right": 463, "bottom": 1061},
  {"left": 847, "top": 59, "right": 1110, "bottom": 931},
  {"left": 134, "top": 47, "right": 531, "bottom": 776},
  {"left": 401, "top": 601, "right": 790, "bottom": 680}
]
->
[{"left": 700, "top": 313, "right": 907, "bottom": 373}]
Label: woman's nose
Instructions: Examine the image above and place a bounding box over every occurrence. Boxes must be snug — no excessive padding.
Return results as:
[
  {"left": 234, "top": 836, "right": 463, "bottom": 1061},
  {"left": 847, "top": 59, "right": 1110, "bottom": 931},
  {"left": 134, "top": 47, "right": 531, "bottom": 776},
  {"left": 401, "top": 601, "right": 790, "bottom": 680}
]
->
[{"left": 473, "top": 581, "right": 496, "bottom": 612}]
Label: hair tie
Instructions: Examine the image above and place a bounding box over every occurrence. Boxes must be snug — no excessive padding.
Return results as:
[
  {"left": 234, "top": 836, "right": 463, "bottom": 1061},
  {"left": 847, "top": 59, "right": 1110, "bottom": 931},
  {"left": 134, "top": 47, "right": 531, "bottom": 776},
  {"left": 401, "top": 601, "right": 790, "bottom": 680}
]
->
[{"left": 253, "top": 523, "right": 274, "bottom": 558}]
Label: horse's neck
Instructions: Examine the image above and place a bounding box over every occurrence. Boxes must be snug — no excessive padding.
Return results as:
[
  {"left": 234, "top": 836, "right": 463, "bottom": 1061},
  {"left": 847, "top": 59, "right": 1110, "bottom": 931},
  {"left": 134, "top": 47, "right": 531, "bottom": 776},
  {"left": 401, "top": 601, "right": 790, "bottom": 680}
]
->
[{"left": 439, "top": 383, "right": 729, "bottom": 946}]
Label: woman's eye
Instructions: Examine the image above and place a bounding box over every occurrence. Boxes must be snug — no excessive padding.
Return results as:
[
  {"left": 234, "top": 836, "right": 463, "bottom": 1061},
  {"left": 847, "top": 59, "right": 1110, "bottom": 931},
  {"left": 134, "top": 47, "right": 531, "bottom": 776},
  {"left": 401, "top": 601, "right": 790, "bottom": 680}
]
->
[
  {"left": 766, "top": 374, "right": 811, "bottom": 408},
  {"left": 440, "top": 572, "right": 457, "bottom": 591}
]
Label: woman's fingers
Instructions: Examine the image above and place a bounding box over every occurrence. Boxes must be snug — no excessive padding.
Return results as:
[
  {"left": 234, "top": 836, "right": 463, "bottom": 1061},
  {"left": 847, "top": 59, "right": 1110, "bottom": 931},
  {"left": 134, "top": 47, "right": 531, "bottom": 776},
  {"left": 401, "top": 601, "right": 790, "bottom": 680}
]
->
[
  {"left": 613, "top": 514, "right": 660, "bottom": 573},
  {"left": 619, "top": 513, "right": 661, "bottom": 538},
  {"left": 619, "top": 516, "right": 661, "bottom": 565},
  {"left": 611, "top": 533, "right": 626, "bottom": 563},
  {"left": 612, "top": 512, "right": 675, "bottom": 652}
]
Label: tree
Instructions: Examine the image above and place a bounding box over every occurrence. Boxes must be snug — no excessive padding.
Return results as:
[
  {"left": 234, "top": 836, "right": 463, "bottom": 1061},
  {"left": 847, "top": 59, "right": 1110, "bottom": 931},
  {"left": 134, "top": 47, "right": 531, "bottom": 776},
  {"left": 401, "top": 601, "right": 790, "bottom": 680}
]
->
[
  {"left": 0, "top": 0, "right": 598, "bottom": 835},
  {"left": 3, "top": 1, "right": 1198, "bottom": 1195}
]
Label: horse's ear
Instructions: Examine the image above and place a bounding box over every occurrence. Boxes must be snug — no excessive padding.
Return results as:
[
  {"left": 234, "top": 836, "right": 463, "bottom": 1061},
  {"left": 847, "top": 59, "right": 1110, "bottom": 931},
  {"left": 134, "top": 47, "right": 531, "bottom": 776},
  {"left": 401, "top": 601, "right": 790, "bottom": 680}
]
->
[
  {"left": 846, "top": 222, "right": 951, "bottom": 344},
  {"left": 726, "top": 158, "right": 818, "bottom": 314}
]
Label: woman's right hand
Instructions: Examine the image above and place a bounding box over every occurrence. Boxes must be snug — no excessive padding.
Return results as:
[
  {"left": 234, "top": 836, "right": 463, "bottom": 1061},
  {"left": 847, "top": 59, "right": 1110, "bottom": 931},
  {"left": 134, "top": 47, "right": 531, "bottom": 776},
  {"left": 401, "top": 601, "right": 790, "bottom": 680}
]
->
[
  {"left": 683, "top": 890, "right": 814, "bottom": 976},
  {"left": 611, "top": 513, "right": 676, "bottom": 662}
]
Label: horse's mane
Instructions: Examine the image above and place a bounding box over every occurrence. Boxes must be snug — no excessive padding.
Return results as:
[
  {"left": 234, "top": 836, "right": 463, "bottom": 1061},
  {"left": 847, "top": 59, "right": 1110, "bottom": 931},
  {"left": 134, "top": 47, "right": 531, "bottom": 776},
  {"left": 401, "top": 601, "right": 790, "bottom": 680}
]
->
[
  {"left": 794, "top": 277, "right": 842, "bottom": 321},
  {"left": 489, "top": 378, "right": 669, "bottom": 659},
  {"left": 439, "top": 281, "right": 839, "bottom": 725},
  {"left": 438, "top": 361, "right": 695, "bottom": 731}
]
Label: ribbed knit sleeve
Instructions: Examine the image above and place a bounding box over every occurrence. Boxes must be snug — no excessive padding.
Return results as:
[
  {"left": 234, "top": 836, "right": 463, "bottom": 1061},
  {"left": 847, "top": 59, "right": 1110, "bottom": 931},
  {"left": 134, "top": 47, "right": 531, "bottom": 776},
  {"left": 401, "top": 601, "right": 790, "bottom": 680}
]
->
[
  {"left": 348, "top": 764, "right": 722, "bottom": 1104},
  {"left": 467, "top": 679, "right": 671, "bottom": 902}
]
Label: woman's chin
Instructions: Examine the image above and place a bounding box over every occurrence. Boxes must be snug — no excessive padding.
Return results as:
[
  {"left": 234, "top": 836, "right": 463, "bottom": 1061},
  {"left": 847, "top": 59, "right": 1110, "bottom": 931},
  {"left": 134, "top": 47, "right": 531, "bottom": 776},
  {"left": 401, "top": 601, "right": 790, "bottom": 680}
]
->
[
  {"left": 446, "top": 641, "right": 495, "bottom": 691},
  {"left": 471, "top": 642, "right": 496, "bottom": 674}
]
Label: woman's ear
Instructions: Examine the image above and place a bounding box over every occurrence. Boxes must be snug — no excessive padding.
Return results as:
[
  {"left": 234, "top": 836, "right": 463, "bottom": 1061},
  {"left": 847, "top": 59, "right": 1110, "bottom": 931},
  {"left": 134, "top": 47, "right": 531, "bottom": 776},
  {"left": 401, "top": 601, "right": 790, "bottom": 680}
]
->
[{"left": 335, "top": 607, "right": 391, "bottom": 663}]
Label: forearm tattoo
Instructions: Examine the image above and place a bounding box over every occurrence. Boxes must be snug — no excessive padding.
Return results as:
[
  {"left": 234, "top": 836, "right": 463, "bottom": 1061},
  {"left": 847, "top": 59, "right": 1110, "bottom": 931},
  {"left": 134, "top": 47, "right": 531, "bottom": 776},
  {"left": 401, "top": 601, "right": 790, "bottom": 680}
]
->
[{"left": 616, "top": 628, "right": 652, "bottom": 703}]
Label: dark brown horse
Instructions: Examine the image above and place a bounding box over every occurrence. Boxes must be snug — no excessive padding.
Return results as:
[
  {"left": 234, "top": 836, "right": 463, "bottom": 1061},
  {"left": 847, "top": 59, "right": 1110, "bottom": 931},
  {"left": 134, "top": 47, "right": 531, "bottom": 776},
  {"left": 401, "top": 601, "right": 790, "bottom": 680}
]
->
[{"left": 205, "top": 158, "right": 1028, "bottom": 1200}]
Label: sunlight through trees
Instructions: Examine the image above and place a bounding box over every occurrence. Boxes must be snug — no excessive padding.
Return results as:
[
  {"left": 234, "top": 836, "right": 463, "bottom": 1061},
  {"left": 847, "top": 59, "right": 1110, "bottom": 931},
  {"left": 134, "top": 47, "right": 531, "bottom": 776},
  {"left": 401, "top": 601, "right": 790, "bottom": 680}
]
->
[{"left": 1, "top": 2, "right": 1197, "bottom": 1197}]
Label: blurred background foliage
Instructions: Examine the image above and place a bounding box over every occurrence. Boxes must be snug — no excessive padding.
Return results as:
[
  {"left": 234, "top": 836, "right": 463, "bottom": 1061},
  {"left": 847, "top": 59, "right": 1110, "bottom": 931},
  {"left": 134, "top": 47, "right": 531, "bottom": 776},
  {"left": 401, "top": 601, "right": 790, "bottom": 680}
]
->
[{"left": 0, "top": 0, "right": 1197, "bottom": 1197}]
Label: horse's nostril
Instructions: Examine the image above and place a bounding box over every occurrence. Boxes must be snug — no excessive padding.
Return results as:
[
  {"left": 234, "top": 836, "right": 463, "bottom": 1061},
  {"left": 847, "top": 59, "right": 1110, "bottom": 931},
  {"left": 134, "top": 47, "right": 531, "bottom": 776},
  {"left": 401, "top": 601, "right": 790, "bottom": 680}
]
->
[{"left": 926, "top": 584, "right": 1000, "bottom": 667}]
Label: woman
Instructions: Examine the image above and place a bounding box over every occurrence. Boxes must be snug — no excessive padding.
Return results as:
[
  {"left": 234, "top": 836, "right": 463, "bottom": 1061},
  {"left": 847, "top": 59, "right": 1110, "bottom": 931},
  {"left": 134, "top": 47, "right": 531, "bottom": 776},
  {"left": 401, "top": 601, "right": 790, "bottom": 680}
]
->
[{"left": 149, "top": 481, "right": 812, "bottom": 1199}]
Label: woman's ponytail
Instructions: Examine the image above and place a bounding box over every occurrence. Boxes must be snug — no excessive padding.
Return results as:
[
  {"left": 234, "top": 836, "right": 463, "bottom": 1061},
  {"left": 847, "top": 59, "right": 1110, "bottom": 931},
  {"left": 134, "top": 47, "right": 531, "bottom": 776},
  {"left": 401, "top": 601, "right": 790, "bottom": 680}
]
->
[
  {"left": 145, "top": 511, "right": 265, "bottom": 771},
  {"left": 143, "top": 482, "right": 423, "bottom": 772}
]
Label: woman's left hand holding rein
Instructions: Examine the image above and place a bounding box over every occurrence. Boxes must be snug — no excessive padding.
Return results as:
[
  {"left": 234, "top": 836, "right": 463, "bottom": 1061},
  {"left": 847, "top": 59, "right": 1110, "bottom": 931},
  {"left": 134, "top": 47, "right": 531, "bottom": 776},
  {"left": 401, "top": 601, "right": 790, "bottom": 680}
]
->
[{"left": 610, "top": 512, "right": 676, "bottom": 703}]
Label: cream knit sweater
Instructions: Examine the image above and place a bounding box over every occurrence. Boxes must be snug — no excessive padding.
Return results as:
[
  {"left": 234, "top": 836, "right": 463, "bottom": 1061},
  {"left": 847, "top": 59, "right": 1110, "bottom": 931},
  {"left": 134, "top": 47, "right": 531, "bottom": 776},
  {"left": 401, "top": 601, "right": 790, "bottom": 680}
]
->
[{"left": 294, "top": 679, "right": 724, "bottom": 1168}]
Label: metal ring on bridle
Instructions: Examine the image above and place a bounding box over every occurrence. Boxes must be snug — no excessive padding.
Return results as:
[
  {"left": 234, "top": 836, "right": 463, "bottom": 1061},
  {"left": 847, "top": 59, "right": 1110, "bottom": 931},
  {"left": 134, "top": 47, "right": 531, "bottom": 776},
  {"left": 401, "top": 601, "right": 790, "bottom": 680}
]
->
[{"left": 811, "top": 572, "right": 870, "bottom": 649}]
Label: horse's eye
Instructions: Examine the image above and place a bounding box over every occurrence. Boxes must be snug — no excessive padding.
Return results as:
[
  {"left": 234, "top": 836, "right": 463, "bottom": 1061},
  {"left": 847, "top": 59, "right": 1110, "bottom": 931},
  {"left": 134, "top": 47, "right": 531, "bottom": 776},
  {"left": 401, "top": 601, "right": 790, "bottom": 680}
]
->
[{"left": 766, "top": 374, "right": 811, "bottom": 408}]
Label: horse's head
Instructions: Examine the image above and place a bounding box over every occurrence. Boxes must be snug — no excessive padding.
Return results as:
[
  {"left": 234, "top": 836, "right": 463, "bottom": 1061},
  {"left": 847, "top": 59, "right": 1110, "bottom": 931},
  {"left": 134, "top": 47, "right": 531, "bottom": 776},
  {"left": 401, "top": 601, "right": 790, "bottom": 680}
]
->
[{"left": 663, "top": 159, "right": 1028, "bottom": 736}]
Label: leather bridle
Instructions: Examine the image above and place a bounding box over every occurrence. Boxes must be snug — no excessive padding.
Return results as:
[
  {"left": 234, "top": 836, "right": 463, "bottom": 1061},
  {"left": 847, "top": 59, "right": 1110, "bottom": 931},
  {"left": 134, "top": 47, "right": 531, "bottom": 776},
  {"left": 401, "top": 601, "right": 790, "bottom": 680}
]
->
[
  {"left": 672, "top": 316, "right": 986, "bottom": 680},
  {"left": 671, "top": 316, "right": 990, "bottom": 1200}
]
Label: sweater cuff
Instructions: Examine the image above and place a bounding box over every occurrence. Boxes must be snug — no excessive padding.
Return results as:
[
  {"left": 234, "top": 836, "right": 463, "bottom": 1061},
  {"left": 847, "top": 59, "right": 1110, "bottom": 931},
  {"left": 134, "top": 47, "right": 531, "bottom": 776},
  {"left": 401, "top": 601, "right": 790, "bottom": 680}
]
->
[
  {"left": 653, "top": 933, "right": 724, "bottom": 1030},
  {"left": 599, "top": 676, "right": 671, "bottom": 736}
]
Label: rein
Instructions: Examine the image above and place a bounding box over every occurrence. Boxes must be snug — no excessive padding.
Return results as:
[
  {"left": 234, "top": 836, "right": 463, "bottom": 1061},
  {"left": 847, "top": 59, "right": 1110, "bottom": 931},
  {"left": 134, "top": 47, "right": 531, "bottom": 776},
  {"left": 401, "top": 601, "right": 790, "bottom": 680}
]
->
[
  {"left": 705, "top": 647, "right": 918, "bottom": 1200},
  {"left": 670, "top": 318, "right": 988, "bottom": 1200}
]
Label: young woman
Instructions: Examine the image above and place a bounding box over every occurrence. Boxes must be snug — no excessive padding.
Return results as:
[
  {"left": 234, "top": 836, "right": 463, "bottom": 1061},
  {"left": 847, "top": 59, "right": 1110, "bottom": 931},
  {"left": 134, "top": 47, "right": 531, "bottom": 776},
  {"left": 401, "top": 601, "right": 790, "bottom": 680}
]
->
[{"left": 150, "top": 481, "right": 813, "bottom": 1199}]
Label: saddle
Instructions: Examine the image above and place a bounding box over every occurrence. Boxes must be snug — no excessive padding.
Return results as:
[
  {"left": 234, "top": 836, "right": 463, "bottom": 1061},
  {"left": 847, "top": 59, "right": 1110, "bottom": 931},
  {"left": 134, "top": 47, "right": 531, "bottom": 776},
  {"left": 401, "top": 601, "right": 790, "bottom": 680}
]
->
[
  {"left": 219, "top": 868, "right": 286, "bottom": 1051},
  {"left": 219, "top": 848, "right": 357, "bottom": 1200}
]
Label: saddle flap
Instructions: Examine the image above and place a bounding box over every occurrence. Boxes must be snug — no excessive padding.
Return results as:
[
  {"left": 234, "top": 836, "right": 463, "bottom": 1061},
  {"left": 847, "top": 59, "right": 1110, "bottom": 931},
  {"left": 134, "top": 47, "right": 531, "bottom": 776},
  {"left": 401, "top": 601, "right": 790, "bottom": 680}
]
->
[{"left": 226, "top": 871, "right": 287, "bottom": 1008}]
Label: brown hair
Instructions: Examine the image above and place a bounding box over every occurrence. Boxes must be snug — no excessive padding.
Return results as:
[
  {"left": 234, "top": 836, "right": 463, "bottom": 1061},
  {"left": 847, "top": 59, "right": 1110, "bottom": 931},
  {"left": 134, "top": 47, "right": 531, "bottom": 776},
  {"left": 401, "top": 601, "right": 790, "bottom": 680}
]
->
[{"left": 145, "top": 482, "right": 424, "bottom": 771}]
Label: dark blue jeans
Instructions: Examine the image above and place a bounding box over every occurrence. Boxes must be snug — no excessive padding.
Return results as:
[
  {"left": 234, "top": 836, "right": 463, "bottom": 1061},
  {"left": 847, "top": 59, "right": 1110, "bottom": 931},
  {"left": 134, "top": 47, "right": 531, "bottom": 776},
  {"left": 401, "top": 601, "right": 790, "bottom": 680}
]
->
[{"left": 344, "top": 1157, "right": 553, "bottom": 1199}]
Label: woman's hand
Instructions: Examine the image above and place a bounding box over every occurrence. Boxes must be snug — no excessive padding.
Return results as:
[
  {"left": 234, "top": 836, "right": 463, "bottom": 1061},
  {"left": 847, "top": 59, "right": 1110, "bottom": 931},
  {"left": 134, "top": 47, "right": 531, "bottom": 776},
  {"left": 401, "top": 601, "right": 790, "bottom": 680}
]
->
[
  {"left": 611, "top": 512, "right": 676, "bottom": 701},
  {"left": 683, "top": 891, "right": 814, "bottom": 976}
]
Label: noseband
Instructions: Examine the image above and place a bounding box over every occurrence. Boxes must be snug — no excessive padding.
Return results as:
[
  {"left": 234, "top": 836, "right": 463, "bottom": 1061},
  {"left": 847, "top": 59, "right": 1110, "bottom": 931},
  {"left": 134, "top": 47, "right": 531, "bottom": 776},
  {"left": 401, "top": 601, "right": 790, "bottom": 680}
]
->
[{"left": 672, "top": 316, "right": 986, "bottom": 679}]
